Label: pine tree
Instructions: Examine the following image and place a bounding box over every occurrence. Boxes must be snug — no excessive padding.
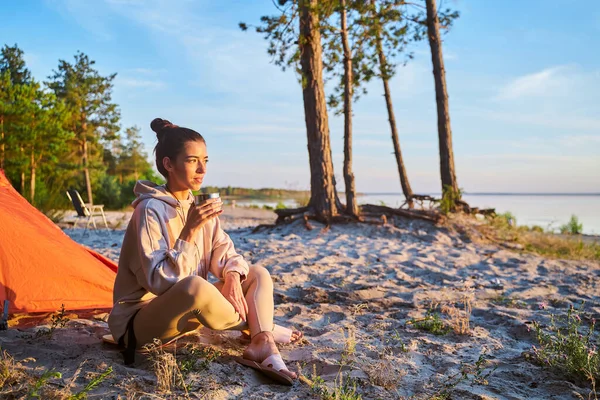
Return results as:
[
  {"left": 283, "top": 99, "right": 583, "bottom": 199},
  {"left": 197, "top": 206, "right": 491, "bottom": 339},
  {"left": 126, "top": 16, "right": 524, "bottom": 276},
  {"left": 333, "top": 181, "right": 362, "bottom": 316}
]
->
[
  {"left": 46, "top": 51, "right": 120, "bottom": 205},
  {"left": 241, "top": 1, "right": 341, "bottom": 222},
  {"left": 425, "top": 0, "right": 459, "bottom": 205}
]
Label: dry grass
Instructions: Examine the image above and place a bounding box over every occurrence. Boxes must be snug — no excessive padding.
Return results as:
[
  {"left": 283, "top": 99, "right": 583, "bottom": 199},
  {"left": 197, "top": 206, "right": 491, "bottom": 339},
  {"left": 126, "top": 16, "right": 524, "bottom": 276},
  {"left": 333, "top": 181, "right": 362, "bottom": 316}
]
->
[
  {"left": 460, "top": 214, "right": 600, "bottom": 262},
  {"left": 519, "top": 231, "right": 600, "bottom": 262},
  {"left": 366, "top": 357, "right": 405, "bottom": 390},
  {"left": 142, "top": 339, "right": 188, "bottom": 397},
  {"left": 0, "top": 348, "right": 29, "bottom": 396},
  {"left": 439, "top": 290, "right": 474, "bottom": 335},
  {"left": 342, "top": 327, "right": 356, "bottom": 365}
]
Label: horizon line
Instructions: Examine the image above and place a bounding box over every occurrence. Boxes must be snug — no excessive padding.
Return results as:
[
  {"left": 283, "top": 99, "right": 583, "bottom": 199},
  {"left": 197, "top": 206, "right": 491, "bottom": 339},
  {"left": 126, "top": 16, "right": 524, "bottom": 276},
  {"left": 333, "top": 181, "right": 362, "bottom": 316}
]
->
[{"left": 357, "top": 192, "right": 600, "bottom": 196}]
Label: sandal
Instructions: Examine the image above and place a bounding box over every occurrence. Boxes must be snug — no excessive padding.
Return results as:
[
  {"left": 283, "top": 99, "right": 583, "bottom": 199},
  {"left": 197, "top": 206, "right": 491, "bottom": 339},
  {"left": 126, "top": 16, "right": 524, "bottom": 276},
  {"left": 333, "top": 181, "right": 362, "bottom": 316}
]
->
[{"left": 236, "top": 354, "right": 294, "bottom": 386}]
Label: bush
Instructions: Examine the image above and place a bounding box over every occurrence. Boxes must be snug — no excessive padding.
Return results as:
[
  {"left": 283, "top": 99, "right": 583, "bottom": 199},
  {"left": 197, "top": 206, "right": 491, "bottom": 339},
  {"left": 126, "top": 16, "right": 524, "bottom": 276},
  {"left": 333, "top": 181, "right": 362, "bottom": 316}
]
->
[
  {"left": 275, "top": 201, "right": 287, "bottom": 210},
  {"left": 93, "top": 175, "right": 123, "bottom": 209},
  {"left": 439, "top": 185, "right": 463, "bottom": 214},
  {"left": 530, "top": 304, "right": 599, "bottom": 386},
  {"left": 495, "top": 212, "right": 517, "bottom": 229},
  {"left": 530, "top": 225, "right": 544, "bottom": 233},
  {"left": 560, "top": 215, "right": 583, "bottom": 235}
]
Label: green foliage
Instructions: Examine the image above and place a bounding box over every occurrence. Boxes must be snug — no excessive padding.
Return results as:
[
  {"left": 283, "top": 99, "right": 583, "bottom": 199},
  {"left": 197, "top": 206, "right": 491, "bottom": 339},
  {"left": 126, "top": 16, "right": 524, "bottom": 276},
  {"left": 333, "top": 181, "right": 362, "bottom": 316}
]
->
[
  {"left": 0, "top": 44, "right": 32, "bottom": 85},
  {"left": 493, "top": 211, "right": 517, "bottom": 229},
  {"left": 431, "top": 351, "right": 496, "bottom": 399},
  {"left": 530, "top": 225, "right": 545, "bottom": 233},
  {"left": 35, "top": 304, "right": 68, "bottom": 339},
  {"left": 68, "top": 366, "right": 113, "bottom": 400},
  {"left": 310, "top": 364, "right": 362, "bottom": 400},
  {"left": 275, "top": 201, "right": 288, "bottom": 210},
  {"left": 478, "top": 215, "right": 600, "bottom": 262},
  {"left": 560, "top": 215, "right": 583, "bottom": 235},
  {"left": 408, "top": 312, "right": 450, "bottom": 335},
  {"left": 439, "top": 185, "right": 463, "bottom": 214},
  {"left": 178, "top": 346, "right": 221, "bottom": 378},
  {"left": 530, "top": 304, "right": 599, "bottom": 385},
  {"left": 491, "top": 295, "right": 527, "bottom": 309},
  {"left": 200, "top": 185, "right": 309, "bottom": 201},
  {"left": 27, "top": 369, "right": 62, "bottom": 398}
]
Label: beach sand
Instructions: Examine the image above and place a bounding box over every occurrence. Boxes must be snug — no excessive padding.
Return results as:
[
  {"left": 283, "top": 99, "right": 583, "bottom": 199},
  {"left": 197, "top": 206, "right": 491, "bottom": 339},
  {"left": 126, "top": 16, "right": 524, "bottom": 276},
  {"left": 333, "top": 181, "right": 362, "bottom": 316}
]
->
[{"left": 2, "top": 206, "right": 599, "bottom": 399}]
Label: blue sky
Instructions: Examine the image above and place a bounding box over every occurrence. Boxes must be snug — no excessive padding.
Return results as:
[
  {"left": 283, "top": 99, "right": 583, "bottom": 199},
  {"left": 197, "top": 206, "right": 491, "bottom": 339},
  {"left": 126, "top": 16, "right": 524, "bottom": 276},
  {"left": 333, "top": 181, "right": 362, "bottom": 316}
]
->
[{"left": 2, "top": 0, "right": 599, "bottom": 193}]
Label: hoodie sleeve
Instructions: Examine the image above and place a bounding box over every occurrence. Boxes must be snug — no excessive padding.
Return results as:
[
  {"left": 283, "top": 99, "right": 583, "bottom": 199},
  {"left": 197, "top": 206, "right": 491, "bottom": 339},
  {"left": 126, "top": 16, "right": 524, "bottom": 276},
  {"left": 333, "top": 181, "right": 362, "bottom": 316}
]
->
[
  {"left": 208, "top": 217, "right": 249, "bottom": 281},
  {"left": 133, "top": 202, "right": 198, "bottom": 295}
]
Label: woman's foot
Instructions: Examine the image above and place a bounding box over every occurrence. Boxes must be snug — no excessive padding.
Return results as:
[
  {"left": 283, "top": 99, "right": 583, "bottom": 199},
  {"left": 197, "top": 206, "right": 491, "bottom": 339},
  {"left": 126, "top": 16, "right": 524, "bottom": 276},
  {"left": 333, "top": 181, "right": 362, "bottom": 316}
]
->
[
  {"left": 241, "top": 326, "right": 303, "bottom": 344},
  {"left": 243, "top": 332, "right": 297, "bottom": 380}
]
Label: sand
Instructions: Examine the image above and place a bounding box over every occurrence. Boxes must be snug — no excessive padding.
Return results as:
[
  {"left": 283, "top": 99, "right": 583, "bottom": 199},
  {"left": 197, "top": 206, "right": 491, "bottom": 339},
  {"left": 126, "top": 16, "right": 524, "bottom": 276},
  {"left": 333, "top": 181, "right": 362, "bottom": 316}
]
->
[{"left": 2, "top": 206, "right": 599, "bottom": 399}]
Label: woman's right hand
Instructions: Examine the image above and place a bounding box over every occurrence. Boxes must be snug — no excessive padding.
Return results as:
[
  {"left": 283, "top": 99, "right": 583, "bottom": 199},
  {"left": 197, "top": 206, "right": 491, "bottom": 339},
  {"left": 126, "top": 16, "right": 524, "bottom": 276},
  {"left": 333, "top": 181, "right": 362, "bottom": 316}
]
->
[{"left": 179, "top": 198, "right": 223, "bottom": 242}]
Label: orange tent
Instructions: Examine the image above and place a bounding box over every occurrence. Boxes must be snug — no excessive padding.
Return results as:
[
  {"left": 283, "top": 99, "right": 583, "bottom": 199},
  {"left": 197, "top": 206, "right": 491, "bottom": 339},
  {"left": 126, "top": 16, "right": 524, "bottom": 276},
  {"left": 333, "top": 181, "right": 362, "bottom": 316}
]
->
[{"left": 0, "top": 171, "right": 117, "bottom": 313}]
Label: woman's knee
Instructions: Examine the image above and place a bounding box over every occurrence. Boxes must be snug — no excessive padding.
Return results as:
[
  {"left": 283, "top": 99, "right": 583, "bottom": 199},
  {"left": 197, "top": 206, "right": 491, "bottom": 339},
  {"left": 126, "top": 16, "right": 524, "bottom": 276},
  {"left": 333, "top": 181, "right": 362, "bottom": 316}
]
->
[
  {"left": 176, "top": 275, "right": 218, "bottom": 308},
  {"left": 248, "top": 266, "right": 273, "bottom": 288}
]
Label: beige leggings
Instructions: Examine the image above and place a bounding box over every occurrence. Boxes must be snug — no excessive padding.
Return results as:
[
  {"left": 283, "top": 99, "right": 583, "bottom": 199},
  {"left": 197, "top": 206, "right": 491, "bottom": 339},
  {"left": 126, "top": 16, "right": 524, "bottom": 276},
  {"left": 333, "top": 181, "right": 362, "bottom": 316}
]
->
[{"left": 132, "top": 266, "right": 274, "bottom": 347}]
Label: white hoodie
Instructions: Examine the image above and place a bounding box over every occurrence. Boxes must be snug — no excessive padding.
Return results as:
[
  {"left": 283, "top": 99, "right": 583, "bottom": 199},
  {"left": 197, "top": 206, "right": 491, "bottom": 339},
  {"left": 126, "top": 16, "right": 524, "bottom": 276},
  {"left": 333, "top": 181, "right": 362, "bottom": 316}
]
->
[{"left": 107, "top": 180, "right": 249, "bottom": 342}]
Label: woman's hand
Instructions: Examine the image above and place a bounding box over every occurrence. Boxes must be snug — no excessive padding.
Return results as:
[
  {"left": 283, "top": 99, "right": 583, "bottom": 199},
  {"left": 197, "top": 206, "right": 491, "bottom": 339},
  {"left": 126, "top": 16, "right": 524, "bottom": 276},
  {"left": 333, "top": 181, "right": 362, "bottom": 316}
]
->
[
  {"left": 221, "top": 272, "right": 248, "bottom": 321},
  {"left": 179, "top": 198, "right": 222, "bottom": 242}
]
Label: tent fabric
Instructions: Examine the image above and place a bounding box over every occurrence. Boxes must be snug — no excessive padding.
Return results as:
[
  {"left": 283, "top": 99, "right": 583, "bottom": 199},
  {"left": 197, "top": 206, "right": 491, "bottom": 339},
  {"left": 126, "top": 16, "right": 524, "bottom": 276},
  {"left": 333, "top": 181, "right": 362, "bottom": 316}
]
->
[{"left": 0, "top": 170, "right": 117, "bottom": 313}]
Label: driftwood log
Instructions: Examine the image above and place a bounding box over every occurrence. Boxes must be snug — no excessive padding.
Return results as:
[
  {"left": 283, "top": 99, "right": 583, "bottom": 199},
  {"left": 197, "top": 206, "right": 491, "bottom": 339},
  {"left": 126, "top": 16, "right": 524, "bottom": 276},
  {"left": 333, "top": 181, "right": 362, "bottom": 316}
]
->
[
  {"left": 268, "top": 195, "right": 496, "bottom": 231},
  {"left": 272, "top": 203, "right": 442, "bottom": 229},
  {"left": 359, "top": 204, "right": 442, "bottom": 223}
]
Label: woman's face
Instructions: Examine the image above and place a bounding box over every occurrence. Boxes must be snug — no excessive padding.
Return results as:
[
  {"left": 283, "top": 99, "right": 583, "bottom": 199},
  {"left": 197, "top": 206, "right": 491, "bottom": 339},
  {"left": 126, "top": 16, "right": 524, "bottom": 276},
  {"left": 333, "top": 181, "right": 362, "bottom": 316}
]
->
[{"left": 164, "top": 140, "right": 208, "bottom": 192}]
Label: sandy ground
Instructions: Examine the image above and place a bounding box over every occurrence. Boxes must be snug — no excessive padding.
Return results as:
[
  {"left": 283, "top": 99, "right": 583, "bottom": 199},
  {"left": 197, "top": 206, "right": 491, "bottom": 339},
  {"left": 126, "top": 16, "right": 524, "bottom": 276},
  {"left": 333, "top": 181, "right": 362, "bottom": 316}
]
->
[{"left": 2, "top": 207, "right": 600, "bottom": 399}]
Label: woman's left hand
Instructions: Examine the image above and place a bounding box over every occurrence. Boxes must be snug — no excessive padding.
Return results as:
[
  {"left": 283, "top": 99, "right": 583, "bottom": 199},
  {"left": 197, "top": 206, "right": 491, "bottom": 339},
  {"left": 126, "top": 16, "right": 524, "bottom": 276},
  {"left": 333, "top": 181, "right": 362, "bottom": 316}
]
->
[{"left": 221, "top": 272, "right": 248, "bottom": 321}]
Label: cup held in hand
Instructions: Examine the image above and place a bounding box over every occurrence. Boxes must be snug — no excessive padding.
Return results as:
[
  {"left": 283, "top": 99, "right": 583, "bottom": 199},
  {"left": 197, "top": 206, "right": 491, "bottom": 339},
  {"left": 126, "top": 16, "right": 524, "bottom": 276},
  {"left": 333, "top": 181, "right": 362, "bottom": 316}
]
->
[{"left": 195, "top": 192, "right": 220, "bottom": 205}]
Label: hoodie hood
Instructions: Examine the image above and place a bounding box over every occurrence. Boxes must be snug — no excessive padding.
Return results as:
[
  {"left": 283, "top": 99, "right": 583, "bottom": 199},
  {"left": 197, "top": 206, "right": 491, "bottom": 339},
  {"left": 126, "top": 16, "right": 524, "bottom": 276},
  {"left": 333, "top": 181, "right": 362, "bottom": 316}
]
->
[{"left": 131, "top": 180, "right": 194, "bottom": 208}]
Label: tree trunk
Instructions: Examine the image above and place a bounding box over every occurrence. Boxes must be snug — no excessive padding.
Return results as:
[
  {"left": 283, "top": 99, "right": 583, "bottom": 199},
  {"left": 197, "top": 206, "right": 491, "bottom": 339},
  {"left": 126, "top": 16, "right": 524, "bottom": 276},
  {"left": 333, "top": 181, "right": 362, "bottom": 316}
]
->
[
  {"left": 426, "top": 0, "right": 459, "bottom": 196},
  {"left": 19, "top": 146, "right": 25, "bottom": 194},
  {"left": 340, "top": 0, "right": 358, "bottom": 217},
  {"left": 81, "top": 121, "right": 94, "bottom": 205},
  {"left": 30, "top": 150, "right": 35, "bottom": 205},
  {"left": 372, "top": 0, "right": 414, "bottom": 208},
  {"left": 299, "top": 0, "right": 340, "bottom": 222}
]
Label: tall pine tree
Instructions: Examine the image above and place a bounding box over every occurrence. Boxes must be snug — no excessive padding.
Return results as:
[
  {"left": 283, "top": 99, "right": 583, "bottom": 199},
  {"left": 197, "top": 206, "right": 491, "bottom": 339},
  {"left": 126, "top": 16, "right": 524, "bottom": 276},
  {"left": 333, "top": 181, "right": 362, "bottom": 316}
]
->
[{"left": 46, "top": 52, "right": 120, "bottom": 205}]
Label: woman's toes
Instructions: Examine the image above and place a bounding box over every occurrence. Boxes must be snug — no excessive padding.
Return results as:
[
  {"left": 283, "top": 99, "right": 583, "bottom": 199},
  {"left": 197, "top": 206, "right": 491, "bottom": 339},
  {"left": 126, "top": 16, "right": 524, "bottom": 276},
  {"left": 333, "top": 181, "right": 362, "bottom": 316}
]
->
[
  {"left": 282, "top": 369, "right": 297, "bottom": 379},
  {"left": 291, "top": 331, "right": 303, "bottom": 342}
]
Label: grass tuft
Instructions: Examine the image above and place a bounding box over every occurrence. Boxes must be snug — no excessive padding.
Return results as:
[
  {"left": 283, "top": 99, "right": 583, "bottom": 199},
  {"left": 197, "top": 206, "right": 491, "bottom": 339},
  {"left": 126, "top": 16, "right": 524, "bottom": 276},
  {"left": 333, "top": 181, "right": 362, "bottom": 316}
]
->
[
  {"left": 467, "top": 213, "right": 600, "bottom": 262},
  {"left": 529, "top": 303, "right": 599, "bottom": 389},
  {"left": 143, "top": 339, "right": 188, "bottom": 397}
]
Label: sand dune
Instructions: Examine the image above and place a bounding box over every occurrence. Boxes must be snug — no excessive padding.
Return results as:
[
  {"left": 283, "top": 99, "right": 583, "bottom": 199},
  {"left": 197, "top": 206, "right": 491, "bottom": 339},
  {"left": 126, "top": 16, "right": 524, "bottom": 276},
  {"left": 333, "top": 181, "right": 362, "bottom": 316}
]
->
[{"left": 2, "top": 207, "right": 599, "bottom": 399}]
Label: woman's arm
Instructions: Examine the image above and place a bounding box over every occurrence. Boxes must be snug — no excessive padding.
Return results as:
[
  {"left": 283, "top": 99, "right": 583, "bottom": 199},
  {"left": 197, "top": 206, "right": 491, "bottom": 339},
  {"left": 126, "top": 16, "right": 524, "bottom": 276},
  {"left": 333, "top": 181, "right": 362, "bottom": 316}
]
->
[
  {"left": 208, "top": 217, "right": 249, "bottom": 281},
  {"left": 133, "top": 202, "right": 198, "bottom": 296}
]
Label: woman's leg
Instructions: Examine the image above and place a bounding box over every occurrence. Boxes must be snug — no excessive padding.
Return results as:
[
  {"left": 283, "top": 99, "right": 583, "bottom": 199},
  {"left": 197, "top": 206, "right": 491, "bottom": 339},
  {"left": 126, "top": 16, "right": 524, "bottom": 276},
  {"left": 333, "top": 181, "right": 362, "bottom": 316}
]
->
[
  {"left": 236, "top": 266, "right": 297, "bottom": 379},
  {"left": 132, "top": 275, "right": 245, "bottom": 347},
  {"left": 240, "top": 265, "right": 275, "bottom": 336}
]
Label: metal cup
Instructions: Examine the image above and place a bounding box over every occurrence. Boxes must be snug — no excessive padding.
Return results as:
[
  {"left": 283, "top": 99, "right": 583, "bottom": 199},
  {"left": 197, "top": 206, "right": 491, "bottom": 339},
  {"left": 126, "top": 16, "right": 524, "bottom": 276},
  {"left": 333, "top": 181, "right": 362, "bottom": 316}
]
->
[{"left": 194, "top": 192, "right": 220, "bottom": 205}]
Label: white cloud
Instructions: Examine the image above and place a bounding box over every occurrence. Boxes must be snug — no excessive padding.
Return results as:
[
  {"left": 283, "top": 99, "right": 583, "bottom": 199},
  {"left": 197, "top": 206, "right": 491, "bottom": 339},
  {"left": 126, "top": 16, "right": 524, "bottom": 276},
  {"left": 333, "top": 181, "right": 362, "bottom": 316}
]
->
[{"left": 495, "top": 65, "right": 574, "bottom": 100}]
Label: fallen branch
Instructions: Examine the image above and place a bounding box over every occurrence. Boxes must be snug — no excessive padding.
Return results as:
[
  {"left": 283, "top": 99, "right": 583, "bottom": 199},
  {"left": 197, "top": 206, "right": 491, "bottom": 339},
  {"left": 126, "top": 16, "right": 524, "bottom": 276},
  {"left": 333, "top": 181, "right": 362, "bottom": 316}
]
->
[{"left": 360, "top": 204, "right": 442, "bottom": 223}]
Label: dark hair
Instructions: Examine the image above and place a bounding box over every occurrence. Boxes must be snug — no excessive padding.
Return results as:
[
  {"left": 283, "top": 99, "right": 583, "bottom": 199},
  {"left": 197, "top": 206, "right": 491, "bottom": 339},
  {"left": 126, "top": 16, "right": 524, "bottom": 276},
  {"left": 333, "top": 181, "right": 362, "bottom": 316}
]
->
[{"left": 151, "top": 118, "right": 205, "bottom": 178}]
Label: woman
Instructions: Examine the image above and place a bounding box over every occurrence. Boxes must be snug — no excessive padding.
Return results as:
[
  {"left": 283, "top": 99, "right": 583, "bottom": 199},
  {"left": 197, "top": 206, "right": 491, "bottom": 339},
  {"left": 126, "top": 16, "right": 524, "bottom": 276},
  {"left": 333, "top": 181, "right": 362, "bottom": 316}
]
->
[{"left": 108, "top": 118, "right": 299, "bottom": 384}]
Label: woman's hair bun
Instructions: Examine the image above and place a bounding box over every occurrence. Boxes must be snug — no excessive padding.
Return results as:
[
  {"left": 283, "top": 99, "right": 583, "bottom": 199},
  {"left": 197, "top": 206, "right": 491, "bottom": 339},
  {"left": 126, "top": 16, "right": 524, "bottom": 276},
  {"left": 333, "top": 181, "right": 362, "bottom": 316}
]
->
[{"left": 151, "top": 118, "right": 177, "bottom": 140}]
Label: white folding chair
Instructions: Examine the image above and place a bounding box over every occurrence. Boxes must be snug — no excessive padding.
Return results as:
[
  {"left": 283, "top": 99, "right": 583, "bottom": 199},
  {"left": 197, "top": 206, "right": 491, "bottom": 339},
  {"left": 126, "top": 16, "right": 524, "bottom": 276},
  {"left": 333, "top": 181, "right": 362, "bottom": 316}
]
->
[{"left": 66, "top": 189, "right": 109, "bottom": 231}]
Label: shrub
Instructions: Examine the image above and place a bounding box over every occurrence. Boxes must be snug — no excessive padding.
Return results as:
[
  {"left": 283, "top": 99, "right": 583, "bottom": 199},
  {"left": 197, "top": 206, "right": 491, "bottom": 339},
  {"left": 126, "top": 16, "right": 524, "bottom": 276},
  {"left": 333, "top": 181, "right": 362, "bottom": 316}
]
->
[
  {"left": 408, "top": 312, "right": 451, "bottom": 336},
  {"left": 529, "top": 304, "right": 599, "bottom": 386},
  {"left": 439, "top": 186, "right": 463, "bottom": 215},
  {"left": 560, "top": 215, "right": 583, "bottom": 235}
]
